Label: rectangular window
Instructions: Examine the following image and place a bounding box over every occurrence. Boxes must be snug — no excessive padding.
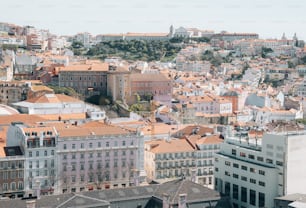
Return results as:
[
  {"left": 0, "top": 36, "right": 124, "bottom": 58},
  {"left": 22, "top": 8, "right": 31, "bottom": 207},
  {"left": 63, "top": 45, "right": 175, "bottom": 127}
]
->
[
  {"left": 225, "top": 161, "right": 231, "bottom": 166},
  {"left": 233, "top": 163, "right": 239, "bottom": 168},
  {"left": 240, "top": 152, "right": 246, "bottom": 157},
  {"left": 259, "top": 170, "right": 265, "bottom": 175},
  {"left": 233, "top": 184, "right": 238, "bottom": 200},
  {"left": 225, "top": 182, "right": 230, "bottom": 196},
  {"left": 276, "top": 161, "right": 283, "bottom": 166},
  {"left": 257, "top": 156, "right": 263, "bottom": 162},
  {"left": 250, "top": 189, "right": 256, "bottom": 206},
  {"left": 225, "top": 171, "right": 230, "bottom": 176},
  {"left": 250, "top": 168, "right": 256, "bottom": 173},
  {"left": 248, "top": 154, "right": 255, "bottom": 159},
  {"left": 232, "top": 149, "right": 236, "bottom": 155},
  {"left": 241, "top": 165, "right": 247, "bottom": 171},
  {"left": 233, "top": 174, "right": 239, "bottom": 179},
  {"left": 259, "top": 192, "right": 265, "bottom": 207},
  {"left": 266, "top": 158, "right": 273, "bottom": 164},
  {"left": 250, "top": 178, "right": 256, "bottom": 184},
  {"left": 241, "top": 187, "right": 247, "bottom": 202},
  {"left": 72, "top": 144, "right": 76, "bottom": 149},
  {"left": 241, "top": 176, "right": 247, "bottom": 181},
  {"left": 63, "top": 144, "right": 67, "bottom": 150},
  {"left": 259, "top": 181, "right": 265, "bottom": 187}
]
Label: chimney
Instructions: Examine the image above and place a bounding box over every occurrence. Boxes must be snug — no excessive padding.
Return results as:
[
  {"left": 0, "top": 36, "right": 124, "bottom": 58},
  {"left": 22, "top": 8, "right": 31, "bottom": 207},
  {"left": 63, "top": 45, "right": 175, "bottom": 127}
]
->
[
  {"left": 162, "top": 193, "right": 170, "bottom": 208},
  {"left": 178, "top": 194, "right": 187, "bottom": 208},
  {"left": 35, "top": 180, "right": 41, "bottom": 199},
  {"left": 26, "top": 200, "right": 36, "bottom": 208},
  {"left": 191, "top": 169, "right": 197, "bottom": 183}
]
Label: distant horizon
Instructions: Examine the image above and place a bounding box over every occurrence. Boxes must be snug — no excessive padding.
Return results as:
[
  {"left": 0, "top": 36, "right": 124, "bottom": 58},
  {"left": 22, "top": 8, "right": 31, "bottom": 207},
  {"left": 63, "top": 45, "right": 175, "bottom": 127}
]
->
[{"left": 1, "top": 0, "right": 306, "bottom": 40}]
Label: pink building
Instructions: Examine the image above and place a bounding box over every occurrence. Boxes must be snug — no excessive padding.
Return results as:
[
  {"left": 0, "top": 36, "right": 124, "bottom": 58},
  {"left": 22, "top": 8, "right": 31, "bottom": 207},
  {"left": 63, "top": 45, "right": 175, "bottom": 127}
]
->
[
  {"left": 56, "top": 122, "right": 145, "bottom": 193},
  {"left": 130, "top": 73, "right": 172, "bottom": 105}
]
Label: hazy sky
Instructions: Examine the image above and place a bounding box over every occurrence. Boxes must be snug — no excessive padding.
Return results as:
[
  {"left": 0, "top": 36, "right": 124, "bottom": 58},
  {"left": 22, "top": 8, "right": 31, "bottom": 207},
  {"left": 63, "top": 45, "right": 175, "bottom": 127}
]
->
[{"left": 1, "top": 0, "right": 306, "bottom": 39}]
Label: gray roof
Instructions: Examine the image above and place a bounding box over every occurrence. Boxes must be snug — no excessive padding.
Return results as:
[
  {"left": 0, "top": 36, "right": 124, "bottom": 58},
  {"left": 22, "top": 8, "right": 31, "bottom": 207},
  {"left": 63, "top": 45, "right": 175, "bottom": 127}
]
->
[
  {"left": 0, "top": 179, "right": 223, "bottom": 208},
  {"left": 275, "top": 193, "right": 306, "bottom": 202},
  {"left": 15, "top": 55, "right": 37, "bottom": 66}
]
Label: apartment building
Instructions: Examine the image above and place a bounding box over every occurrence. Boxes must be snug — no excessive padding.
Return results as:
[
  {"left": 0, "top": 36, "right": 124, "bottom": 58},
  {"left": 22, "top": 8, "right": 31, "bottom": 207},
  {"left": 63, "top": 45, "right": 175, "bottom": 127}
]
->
[
  {"left": 214, "top": 127, "right": 306, "bottom": 208},
  {"left": 0, "top": 146, "right": 25, "bottom": 198},
  {"left": 130, "top": 73, "right": 172, "bottom": 105},
  {"left": 56, "top": 123, "right": 145, "bottom": 194},
  {"left": 145, "top": 132, "right": 222, "bottom": 187},
  {"left": 0, "top": 81, "right": 29, "bottom": 105},
  {"left": 6, "top": 122, "right": 58, "bottom": 196},
  {"left": 145, "top": 138, "right": 196, "bottom": 181}
]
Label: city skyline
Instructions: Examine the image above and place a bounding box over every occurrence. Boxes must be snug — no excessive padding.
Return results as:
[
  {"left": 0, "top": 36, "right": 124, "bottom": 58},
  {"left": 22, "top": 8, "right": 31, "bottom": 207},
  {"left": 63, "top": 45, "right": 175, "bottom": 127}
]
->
[{"left": 1, "top": 0, "right": 306, "bottom": 40}]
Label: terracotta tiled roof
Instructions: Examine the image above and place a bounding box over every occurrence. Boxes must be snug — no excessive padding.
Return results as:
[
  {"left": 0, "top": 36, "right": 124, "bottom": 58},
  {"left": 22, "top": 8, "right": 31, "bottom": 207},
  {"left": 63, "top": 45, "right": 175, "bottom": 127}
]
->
[
  {"left": 146, "top": 139, "right": 194, "bottom": 153},
  {"left": 26, "top": 94, "right": 81, "bottom": 103}
]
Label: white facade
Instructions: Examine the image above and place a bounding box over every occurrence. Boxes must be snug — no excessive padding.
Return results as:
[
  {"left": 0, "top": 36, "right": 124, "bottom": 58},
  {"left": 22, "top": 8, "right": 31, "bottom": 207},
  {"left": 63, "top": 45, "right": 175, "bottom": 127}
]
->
[
  {"left": 6, "top": 123, "right": 58, "bottom": 196},
  {"left": 214, "top": 129, "right": 306, "bottom": 208}
]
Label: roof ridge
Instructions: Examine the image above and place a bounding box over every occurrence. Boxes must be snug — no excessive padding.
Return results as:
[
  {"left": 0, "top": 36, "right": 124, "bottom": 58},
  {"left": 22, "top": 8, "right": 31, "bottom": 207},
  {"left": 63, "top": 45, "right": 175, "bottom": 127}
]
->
[
  {"left": 55, "top": 194, "right": 76, "bottom": 208},
  {"left": 171, "top": 179, "right": 185, "bottom": 204}
]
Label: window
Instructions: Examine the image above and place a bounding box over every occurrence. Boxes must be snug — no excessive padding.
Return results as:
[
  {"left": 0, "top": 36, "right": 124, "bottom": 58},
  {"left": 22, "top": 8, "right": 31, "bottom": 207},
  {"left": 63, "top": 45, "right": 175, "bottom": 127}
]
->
[
  {"left": 225, "top": 161, "right": 231, "bottom": 166},
  {"left": 259, "top": 192, "right": 265, "bottom": 207},
  {"left": 106, "top": 142, "right": 109, "bottom": 147},
  {"left": 51, "top": 150, "right": 54, "bottom": 155},
  {"left": 36, "top": 161, "right": 39, "bottom": 168},
  {"left": 259, "top": 181, "right": 265, "bottom": 187},
  {"left": 63, "top": 144, "right": 67, "bottom": 149},
  {"left": 97, "top": 152, "right": 101, "bottom": 157},
  {"left": 241, "top": 165, "right": 247, "bottom": 171},
  {"left": 114, "top": 151, "right": 118, "bottom": 157},
  {"left": 250, "top": 189, "right": 256, "bottom": 206},
  {"left": 240, "top": 152, "right": 246, "bottom": 157},
  {"left": 36, "top": 151, "right": 39, "bottom": 157},
  {"left": 225, "top": 171, "right": 230, "bottom": 176},
  {"left": 225, "top": 182, "right": 230, "bottom": 196},
  {"left": 63, "top": 154, "right": 67, "bottom": 160},
  {"left": 241, "top": 187, "right": 247, "bottom": 202},
  {"left": 72, "top": 154, "right": 76, "bottom": 159},
  {"left": 233, "top": 184, "right": 238, "bottom": 200},
  {"left": 266, "top": 158, "right": 273, "bottom": 164},
  {"left": 44, "top": 151, "right": 47, "bottom": 156},
  {"left": 72, "top": 144, "right": 76, "bottom": 149},
  {"left": 29, "top": 151, "right": 32, "bottom": 157},
  {"left": 81, "top": 143, "right": 84, "bottom": 149},
  {"left": 89, "top": 153, "right": 93, "bottom": 158},
  {"left": 122, "top": 141, "right": 126, "bottom": 146},
  {"left": 276, "top": 161, "right": 283, "bottom": 166},
  {"left": 233, "top": 174, "right": 239, "bottom": 179},
  {"left": 71, "top": 163, "right": 76, "bottom": 171},
  {"left": 44, "top": 160, "right": 48, "bottom": 168},
  {"left": 248, "top": 154, "right": 255, "bottom": 159},
  {"left": 257, "top": 156, "right": 263, "bottom": 162},
  {"left": 72, "top": 176, "right": 76, "bottom": 183},
  {"left": 241, "top": 176, "right": 247, "bottom": 181},
  {"left": 106, "top": 151, "right": 109, "bottom": 157},
  {"left": 250, "top": 178, "right": 256, "bottom": 184},
  {"left": 250, "top": 168, "right": 256, "bottom": 173},
  {"left": 80, "top": 163, "right": 84, "bottom": 170},
  {"left": 80, "top": 153, "right": 84, "bottom": 159},
  {"left": 130, "top": 150, "right": 134, "bottom": 155},
  {"left": 89, "top": 143, "right": 93, "bottom": 148},
  {"left": 233, "top": 163, "right": 239, "bottom": 168},
  {"left": 81, "top": 175, "right": 85, "bottom": 182},
  {"left": 259, "top": 170, "right": 265, "bottom": 175},
  {"left": 98, "top": 142, "right": 101, "bottom": 147}
]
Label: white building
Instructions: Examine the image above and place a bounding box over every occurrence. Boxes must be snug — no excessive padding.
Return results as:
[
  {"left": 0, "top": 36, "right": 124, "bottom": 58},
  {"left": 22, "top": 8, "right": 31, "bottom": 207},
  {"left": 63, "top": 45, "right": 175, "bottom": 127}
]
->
[
  {"left": 7, "top": 122, "right": 58, "bottom": 196},
  {"left": 214, "top": 127, "right": 306, "bottom": 208}
]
